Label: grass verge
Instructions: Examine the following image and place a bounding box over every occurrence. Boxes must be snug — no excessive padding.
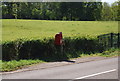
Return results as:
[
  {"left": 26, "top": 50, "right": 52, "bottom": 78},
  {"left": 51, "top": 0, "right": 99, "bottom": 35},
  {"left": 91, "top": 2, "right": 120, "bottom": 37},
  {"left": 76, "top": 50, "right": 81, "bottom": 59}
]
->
[
  {"left": 1, "top": 60, "right": 45, "bottom": 72},
  {"left": 95, "top": 48, "right": 119, "bottom": 57},
  {"left": 69, "top": 48, "right": 119, "bottom": 60}
]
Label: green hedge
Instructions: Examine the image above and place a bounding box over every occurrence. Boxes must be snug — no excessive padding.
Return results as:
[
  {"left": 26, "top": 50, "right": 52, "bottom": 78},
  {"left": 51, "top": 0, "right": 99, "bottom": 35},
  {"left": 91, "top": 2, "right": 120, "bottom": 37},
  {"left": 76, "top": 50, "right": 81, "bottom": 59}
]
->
[{"left": 2, "top": 37, "right": 104, "bottom": 61}]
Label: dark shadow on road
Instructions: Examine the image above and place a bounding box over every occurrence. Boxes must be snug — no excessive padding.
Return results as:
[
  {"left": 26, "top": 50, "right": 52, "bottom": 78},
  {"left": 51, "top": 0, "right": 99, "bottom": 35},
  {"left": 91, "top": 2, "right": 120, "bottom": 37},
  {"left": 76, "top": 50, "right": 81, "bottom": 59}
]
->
[{"left": 62, "top": 60, "right": 76, "bottom": 63}]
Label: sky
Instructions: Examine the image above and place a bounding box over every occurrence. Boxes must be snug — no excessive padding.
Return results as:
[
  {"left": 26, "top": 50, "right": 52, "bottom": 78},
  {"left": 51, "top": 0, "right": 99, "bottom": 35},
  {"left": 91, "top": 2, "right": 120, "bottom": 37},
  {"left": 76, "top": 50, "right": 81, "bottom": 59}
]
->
[{"left": 101, "top": 0, "right": 118, "bottom": 4}]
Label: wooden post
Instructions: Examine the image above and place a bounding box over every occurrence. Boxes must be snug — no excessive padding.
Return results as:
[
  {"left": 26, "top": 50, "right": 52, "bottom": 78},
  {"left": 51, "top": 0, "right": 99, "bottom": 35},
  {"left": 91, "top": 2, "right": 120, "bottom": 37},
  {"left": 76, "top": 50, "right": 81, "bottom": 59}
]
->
[
  {"left": 110, "top": 33, "right": 113, "bottom": 48},
  {"left": 118, "top": 33, "right": 120, "bottom": 48},
  {"left": 61, "top": 44, "right": 63, "bottom": 59}
]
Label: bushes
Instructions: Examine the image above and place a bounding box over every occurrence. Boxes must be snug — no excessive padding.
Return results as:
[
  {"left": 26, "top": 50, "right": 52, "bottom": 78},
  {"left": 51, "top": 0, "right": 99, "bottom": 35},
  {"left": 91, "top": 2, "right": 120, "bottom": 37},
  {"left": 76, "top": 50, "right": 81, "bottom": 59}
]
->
[
  {"left": 2, "top": 37, "right": 104, "bottom": 61},
  {"left": 2, "top": 39, "right": 24, "bottom": 61}
]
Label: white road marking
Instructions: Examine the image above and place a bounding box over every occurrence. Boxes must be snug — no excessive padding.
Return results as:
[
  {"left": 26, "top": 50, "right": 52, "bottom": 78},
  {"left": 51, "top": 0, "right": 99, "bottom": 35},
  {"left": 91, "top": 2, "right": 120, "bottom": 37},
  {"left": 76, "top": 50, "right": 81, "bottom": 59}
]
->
[{"left": 70, "top": 69, "right": 117, "bottom": 80}]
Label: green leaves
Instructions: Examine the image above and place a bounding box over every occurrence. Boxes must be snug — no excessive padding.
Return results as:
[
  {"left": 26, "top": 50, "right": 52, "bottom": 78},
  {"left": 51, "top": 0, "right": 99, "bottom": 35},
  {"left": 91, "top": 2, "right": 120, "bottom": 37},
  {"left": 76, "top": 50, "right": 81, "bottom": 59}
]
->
[
  {"left": 2, "top": 2, "right": 103, "bottom": 21},
  {"left": 2, "top": 36, "right": 101, "bottom": 61}
]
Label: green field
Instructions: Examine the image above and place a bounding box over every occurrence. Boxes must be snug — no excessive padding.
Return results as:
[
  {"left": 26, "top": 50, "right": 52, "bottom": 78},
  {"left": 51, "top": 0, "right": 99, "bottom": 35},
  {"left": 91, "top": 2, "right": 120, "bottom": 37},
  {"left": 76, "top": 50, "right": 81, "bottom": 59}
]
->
[{"left": 2, "top": 19, "right": 118, "bottom": 42}]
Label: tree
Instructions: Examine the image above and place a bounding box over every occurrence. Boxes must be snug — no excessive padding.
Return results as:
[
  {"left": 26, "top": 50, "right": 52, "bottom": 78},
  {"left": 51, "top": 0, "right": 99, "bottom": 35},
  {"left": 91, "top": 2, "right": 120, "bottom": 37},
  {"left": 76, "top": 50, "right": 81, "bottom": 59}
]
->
[
  {"left": 12, "top": 3, "right": 18, "bottom": 19},
  {"left": 1, "top": 2, "right": 105, "bottom": 21},
  {"left": 111, "top": 2, "right": 118, "bottom": 21},
  {"left": 101, "top": 2, "right": 113, "bottom": 21}
]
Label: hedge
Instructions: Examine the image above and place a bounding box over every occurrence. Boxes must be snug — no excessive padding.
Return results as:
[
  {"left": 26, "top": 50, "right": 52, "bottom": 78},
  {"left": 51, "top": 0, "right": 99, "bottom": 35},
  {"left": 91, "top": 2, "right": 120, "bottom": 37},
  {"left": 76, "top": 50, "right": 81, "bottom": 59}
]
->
[{"left": 2, "top": 37, "right": 104, "bottom": 61}]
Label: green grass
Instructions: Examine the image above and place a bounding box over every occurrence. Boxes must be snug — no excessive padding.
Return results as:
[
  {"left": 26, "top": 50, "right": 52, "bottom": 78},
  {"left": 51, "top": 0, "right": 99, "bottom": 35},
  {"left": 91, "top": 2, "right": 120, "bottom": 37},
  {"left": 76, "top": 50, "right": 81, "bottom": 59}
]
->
[
  {"left": 70, "top": 48, "right": 119, "bottom": 60},
  {"left": 1, "top": 59, "right": 45, "bottom": 72},
  {"left": 96, "top": 48, "right": 119, "bottom": 57},
  {"left": 2, "top": 19, "right": 118, "bottom": 42}
]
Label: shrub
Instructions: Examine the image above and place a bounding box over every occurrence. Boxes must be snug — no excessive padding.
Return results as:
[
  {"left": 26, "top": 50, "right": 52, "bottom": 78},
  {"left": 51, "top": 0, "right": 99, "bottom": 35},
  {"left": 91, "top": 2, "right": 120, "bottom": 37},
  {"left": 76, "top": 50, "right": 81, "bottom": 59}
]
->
[{"left": 2, "top": 36, "right": 105, "bottom": 61}]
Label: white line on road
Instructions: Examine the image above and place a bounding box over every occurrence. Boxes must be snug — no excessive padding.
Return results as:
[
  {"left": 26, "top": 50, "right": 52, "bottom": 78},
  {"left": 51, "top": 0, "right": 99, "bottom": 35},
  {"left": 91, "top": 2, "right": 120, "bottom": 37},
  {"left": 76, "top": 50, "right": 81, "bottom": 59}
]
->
[{"left": 70, "top": 69, "right": 117, "bottom": 81}]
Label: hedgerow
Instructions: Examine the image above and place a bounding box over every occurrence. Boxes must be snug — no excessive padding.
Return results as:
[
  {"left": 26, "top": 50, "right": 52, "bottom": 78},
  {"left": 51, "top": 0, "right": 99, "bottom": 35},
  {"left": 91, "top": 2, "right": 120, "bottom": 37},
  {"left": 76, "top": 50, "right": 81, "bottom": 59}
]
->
[{"left": 2, "top": 36, "right": 104, "bottom": 61}]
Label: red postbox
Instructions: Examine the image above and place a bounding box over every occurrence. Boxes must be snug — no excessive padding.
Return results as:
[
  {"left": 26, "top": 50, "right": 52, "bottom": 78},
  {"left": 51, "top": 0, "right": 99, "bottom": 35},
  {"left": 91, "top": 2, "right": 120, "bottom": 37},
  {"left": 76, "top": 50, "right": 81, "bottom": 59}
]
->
[{"left": 55, "top": 32, "right": 63, "bottom": 45}]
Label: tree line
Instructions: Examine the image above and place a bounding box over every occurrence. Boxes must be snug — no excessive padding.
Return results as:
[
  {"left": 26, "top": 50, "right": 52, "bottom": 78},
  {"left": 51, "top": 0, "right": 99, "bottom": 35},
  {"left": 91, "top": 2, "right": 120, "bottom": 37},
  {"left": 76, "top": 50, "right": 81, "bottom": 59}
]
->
[{"left": 2, "top": 2, "right": 119, "bottom": 21}]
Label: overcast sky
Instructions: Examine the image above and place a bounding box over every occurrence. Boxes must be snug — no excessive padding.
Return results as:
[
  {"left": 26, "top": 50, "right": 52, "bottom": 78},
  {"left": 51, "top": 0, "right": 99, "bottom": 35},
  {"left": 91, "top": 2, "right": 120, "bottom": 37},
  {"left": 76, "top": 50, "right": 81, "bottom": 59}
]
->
[{"left": 101, "top": 0, "right": 118, "bottom": 4}]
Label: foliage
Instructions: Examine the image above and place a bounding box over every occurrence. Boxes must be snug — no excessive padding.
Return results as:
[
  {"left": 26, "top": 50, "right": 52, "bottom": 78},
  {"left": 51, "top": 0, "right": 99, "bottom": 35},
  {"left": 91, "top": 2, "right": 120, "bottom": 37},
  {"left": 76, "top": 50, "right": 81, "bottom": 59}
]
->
[
  {"left": 2, "top": 2, "right": 119, "bottom": 21},
  {"left": 2, "top": 36, "right": 104, "bottom": 61},
  {"left": 1, "top": 2, "right": 101, "bottom": 21},
  {"left": 2, "top": 32, "right": 119, "bottom": 61},
  {"left": 101, "top": 2, "right": 119, "bottom": 21}
]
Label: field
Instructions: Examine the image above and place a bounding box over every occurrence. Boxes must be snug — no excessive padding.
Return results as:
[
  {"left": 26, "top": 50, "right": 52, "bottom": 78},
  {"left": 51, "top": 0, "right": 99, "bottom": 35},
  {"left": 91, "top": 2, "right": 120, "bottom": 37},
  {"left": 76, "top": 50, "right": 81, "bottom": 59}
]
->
[{"left": 2, "top": 19, "right": 118, "bottom": 42}]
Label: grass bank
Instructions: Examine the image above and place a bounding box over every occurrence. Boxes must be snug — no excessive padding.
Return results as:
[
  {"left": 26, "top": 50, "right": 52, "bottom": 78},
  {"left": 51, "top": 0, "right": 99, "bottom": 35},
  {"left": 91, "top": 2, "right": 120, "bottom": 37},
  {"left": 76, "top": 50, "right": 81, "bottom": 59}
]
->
[
  {"left": 1, "top": 60, "right": 45, "bottom": 72},
  {"left": 95, "top": 48, "right": 119, "bottom": 57}
]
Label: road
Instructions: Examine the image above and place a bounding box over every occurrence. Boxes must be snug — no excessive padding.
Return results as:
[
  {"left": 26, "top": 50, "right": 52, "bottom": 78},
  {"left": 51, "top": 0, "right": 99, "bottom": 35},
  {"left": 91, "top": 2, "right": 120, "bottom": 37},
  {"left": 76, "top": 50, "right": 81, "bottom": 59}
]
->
[{"left": 2, "top": 57, "right": 118, "bottom": 80}]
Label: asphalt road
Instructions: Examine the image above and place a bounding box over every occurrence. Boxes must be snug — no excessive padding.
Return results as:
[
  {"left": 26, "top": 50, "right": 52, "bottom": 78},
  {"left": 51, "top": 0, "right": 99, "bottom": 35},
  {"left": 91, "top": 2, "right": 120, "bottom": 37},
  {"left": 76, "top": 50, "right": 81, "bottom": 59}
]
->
[{"left": 2, "top": 57, "right": 118, "bottom": 80}]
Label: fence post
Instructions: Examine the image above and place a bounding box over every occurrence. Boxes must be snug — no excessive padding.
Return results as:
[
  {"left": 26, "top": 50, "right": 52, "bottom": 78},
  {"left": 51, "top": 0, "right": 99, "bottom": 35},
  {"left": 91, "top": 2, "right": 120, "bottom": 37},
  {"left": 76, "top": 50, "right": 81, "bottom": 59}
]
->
[
  {"left": 118, "top": 33, "right": 120, "bottom": 48},
  {"left": 110, "top": 33, "right": 113, "bottom": 48}
]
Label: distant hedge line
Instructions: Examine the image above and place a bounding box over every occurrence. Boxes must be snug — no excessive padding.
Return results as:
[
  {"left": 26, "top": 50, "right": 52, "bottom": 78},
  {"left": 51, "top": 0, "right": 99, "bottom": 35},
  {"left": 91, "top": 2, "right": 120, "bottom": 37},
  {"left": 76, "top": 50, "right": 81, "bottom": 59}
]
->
[{"left": 2, "top": 37, "right": 104, "bottom": 61}]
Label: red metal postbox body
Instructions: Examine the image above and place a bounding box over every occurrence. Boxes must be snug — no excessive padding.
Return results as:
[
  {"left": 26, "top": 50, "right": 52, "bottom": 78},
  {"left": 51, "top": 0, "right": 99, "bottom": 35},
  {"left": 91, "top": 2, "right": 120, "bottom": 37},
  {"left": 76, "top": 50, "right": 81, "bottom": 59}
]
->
[{"left": 55, "top": 32, "right": 63, "bottom": 45}]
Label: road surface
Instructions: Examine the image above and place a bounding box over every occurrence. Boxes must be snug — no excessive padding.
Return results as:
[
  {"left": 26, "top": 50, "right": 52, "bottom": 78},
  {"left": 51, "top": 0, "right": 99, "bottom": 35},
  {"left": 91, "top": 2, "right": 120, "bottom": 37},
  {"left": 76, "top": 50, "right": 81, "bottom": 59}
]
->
[{"left": 2, "top": 57, "right": 118, "bottom": 80}]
